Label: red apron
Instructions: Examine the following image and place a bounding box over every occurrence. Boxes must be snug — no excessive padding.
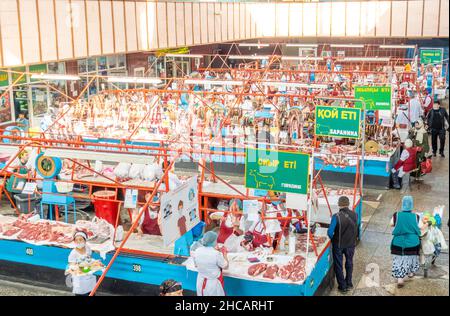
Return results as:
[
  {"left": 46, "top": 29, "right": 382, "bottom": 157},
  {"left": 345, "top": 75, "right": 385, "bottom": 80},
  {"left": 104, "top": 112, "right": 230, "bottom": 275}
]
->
[
  {"left": 217, "top": 216, "right": 234, "bottom": 244},
  {"left": 252, "top": 222, "right": 268, "bottom": 248},
  {"left": 141, "top": 209, "right": 161, "bottom": 235},
  {"left": 201, "top": 270, "right": 225, "bottom": 296}
]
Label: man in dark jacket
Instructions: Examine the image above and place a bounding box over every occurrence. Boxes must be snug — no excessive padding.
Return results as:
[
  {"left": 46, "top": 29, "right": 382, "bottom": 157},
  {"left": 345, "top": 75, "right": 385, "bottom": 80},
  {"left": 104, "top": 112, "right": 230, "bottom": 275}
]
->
[
  {"left": 327, "top": 196, "right": 358, "bottom": 293},
  {"left": 426, "top": 101, "right": 449, "bottom": 157}
]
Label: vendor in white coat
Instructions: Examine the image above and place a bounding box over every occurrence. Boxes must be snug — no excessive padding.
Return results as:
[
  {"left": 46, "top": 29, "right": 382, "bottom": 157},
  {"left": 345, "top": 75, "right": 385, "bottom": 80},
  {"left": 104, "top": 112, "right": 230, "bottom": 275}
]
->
[
  {"left": 67, "top": 231, "right": 97, "bottom": 296},
  {"left": 408, "top": 91, "right": 424, "bottom": 125},
  {"left": 193, "top": 231, "right": 228, "bottom": 296},
  {"left": 160, "top": 161, "right": 183, "bottom": 191}
]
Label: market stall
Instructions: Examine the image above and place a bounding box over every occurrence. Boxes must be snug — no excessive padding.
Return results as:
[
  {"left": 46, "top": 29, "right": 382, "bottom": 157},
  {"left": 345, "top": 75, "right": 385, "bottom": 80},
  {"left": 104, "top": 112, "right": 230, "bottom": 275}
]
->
[{"left": 0, "top": 48, "right": 421, "bottom": 296}]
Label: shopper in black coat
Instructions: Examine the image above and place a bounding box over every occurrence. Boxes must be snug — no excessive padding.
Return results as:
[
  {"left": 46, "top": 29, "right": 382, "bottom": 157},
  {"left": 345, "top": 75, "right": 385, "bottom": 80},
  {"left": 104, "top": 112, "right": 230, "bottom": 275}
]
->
[{"left": 426, "top": 101, "right": 449, "bottom": 157}]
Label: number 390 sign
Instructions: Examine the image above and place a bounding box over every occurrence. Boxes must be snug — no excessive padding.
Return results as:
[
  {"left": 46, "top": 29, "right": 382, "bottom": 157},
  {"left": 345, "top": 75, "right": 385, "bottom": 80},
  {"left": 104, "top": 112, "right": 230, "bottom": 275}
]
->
[{"left": 244, "top": 148, "right": 310, "bottom": 194}]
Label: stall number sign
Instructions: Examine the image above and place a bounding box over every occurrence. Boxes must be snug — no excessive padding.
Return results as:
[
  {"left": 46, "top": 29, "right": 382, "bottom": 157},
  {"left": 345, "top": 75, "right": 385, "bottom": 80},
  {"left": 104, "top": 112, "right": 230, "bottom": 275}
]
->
[
  {"left": 315, "top": 106, "right": 361, "bottom": 139},
  {"left": 25, "top": 247, "right": 34, "bottom": 256},
  {"left": 354, "top": 86, "right": 392, "bottom": 111},
  {"left": 245, "top": 149, "right": 310, "bottom": 194},
  {"left": 132, "top": 263, "right": 142, "bottom": 273},
  {"left": 420, "top": 48, "right": 443, "bottom": 65}
]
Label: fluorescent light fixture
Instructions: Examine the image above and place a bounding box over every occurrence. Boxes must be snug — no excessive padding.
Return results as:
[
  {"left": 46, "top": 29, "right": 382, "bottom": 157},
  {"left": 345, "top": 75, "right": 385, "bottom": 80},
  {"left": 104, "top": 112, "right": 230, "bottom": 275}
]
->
[
  {"left": 330, "top": 44, "right": 364, "bottom": 48},
  {"left": 184, "top": 79, "right": 244, "bottom": 86},
  {"left": 379, "top": 45, "right": 416, "bottom": 49},
  {"left": 342, "top": 57, "right": 390, "bottom": 62},
  {"left": 165, "top": 53, "right": 204, "bottom": 58},
  {"left": 261, "top": 81, "right": 328, "bottom": 89},
  {"left": 238, "top": 43, "right": 270, "bottom": 47},
  {"left": 228, "top": 55, "right": 270, "bottom": 60},
  {"left": 107, "top": 76, "right": 162, "bottom": 84},
  {"left": 282, "top": 56, "right": 324, "bottom": 61},
  {"left": 44, "top": 148, "right": 155, "bottom": 164},
  {"left": 0, "top": 145, "right": 19, "bottom": 155},
  {"left": 286, "top": 44, "right": 318, "bottom": 48},
  {"left": 31, "top": 73, "right": 81, "bottom": 81}
]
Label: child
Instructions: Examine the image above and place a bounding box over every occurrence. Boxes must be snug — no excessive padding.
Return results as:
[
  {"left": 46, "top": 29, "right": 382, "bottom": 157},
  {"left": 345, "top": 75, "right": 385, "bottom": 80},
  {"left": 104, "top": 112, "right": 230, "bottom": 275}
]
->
[{"left": 420, "top": 212, "right": 448, "bottom": 277}]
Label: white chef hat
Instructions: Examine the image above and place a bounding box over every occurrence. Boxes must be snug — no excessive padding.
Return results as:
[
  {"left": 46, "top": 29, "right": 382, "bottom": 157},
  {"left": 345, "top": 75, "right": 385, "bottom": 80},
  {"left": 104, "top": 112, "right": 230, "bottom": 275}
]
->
[{"left": 73, "top": 231, "right": 88, "bottom": 241}]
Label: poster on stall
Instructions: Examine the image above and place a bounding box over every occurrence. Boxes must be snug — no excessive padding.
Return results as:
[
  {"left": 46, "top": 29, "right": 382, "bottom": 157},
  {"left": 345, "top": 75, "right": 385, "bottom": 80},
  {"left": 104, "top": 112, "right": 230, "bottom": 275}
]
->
[
  {"left": 245, "top": 148, "right": 310, "bottom": 194},
  {"left": 315, "top": 105, "right": 361, "bottom": 139},
  {"left": 160, "top": 176, "right": 199, "bottom": 246},
  {"left": 243, "top": 200, "right": 261, "bottom": 222},
  {"left": 354, "top": 86, "right": 392, "bottom": 111},
  {"left": 124, "top": 189, "right": 138, "bottom": 209}
]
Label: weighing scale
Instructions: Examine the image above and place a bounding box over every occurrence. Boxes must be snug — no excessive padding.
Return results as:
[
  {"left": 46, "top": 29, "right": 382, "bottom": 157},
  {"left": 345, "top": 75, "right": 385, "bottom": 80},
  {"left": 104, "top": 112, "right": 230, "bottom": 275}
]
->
[{"left": 36, "top": 153, "right": 76, "bottom": 223}]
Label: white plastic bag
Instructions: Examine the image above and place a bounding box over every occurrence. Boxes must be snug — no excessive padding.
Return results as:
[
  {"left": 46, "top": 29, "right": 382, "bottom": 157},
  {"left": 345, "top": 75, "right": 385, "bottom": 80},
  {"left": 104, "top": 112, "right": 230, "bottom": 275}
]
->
[
  {"left": 94, "top": 160, "right": 103, "bottom": 176},
  {"left": 113, "top": 162, "right": 131, "bottom": 178},
  {"left": 129, "top": 164, "right": 146, "bottom": 179},
  {"left": 140, "top": 164, "right": 156, "bottom": 181},
  {"left": 264, "top": 219, "right": 282, "bottom": 234},
  {"left": 433, "top": 226, "right": 448, "bottom": 250},
  {"left": 421, "top": 230, "right": 436, "bottom": 256},
  {"left": 223, "top": 234, "right": 243, "bottom": 253},
  {"left": 153, "top": 163, "right": 163, "bottom": 179}
]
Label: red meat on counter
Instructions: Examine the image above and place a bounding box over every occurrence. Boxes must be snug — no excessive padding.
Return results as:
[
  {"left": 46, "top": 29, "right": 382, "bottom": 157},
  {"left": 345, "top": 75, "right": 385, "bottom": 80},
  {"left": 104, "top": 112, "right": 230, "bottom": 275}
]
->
[
  {"left": 292, "top": 255, "right": 305, "bottom": 267},
  {"left": 3, "top": 227, "right": 21, "bottom": 236},
  {"left": 278, "top": 264, "right": 294, "bottom": 280},
  {"left": 262, "top": 265, "right": 279, "bottom": 280},
  {"left": 289, "top": 268, "right": 306, "bottom": 282},
  {"left": 248, "top": 263, "right": 267, "bottom": 276}
]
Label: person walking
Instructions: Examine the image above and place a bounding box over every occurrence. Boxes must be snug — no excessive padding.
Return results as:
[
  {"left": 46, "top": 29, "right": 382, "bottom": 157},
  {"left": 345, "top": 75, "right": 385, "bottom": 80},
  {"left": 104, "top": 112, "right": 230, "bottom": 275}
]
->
[
  {"left": 390, "top": 196, "right": 421, "bottom": 288},
  {"left": 327, "top": 196, "right": 358, "bottom": 293},
  {"left": 426, "top": 101, "right": 449, "bottom": 158}
]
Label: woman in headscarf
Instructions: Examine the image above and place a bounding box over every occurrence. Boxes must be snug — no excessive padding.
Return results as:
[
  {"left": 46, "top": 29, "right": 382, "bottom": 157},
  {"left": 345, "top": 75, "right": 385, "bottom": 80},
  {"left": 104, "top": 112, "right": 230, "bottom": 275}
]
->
[
  {"left": 192, "top": 231, "right": 228, "bottom": 296},
  {"left": 390, "top": 196, "right": 421, "bottom": 288}
]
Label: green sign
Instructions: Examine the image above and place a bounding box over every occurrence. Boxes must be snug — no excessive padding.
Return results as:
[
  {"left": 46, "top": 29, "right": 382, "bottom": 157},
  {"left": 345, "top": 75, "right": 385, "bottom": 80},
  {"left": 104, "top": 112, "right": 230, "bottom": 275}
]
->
[
  {"left": 11, "top": 67, "right": 27, "bottom": 84},
  {"left": 420, "top": 48, "right": 443, "bottom": 65},
  {"left": 0, "top": 70, "right": 9, "bottom": 87},
  {"left": 245, "top": 148, "right": 310, "bottom": 194},
  {"left": 354, "top": 86, "right": 392, "bottom": 110},
  {"left": 29, "top": 64, "right": 48, "bottom": 82},
  {"left": 315, "top": 105, "right": 361, "bottom": 139}
]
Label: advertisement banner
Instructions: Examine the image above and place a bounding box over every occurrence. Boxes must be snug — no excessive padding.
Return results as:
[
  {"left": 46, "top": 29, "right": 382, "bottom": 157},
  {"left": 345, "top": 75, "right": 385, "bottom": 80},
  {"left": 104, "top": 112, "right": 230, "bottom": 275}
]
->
[
  {"left": 354, "top": 86, "right": 392, "bottom": 111},
  {"left": 160, "top": 177, "right": 199, "bottom": 247},
  {"left": 245, "top": 149, "right": 310, "bottom": 194},
  {"left": 315, "top": 105, "right": 361, "bottom": 139}
]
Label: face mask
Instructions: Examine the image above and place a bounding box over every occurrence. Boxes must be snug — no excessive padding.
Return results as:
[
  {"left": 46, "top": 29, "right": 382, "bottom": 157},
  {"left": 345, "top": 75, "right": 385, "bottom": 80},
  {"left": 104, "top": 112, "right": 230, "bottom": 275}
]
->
[{"left": 76, "top": 242, "right": 86, "bottom": 249}]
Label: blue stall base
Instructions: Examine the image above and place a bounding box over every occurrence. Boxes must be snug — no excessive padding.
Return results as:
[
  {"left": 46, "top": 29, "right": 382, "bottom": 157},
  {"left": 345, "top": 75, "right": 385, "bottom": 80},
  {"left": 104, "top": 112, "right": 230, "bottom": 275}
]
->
[{"left": 0, "top": 239, "right": 333, "bottom": 296}]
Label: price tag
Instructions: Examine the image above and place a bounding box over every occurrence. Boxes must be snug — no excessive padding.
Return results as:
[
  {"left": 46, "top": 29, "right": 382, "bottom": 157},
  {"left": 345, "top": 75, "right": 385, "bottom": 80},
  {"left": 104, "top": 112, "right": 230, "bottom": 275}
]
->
[{"left": 22, "top": 182, "right": 37, "bottom": 195}]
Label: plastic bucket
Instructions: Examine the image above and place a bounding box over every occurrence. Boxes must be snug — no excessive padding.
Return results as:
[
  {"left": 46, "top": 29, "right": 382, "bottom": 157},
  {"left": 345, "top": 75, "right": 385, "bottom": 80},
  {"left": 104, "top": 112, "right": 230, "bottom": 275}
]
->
[
  {"left": 92, "top": 190, "right": 120, "bottom": 226},
  {"left": 14, "top": 193, "right": 41, "bottom": 214}
]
